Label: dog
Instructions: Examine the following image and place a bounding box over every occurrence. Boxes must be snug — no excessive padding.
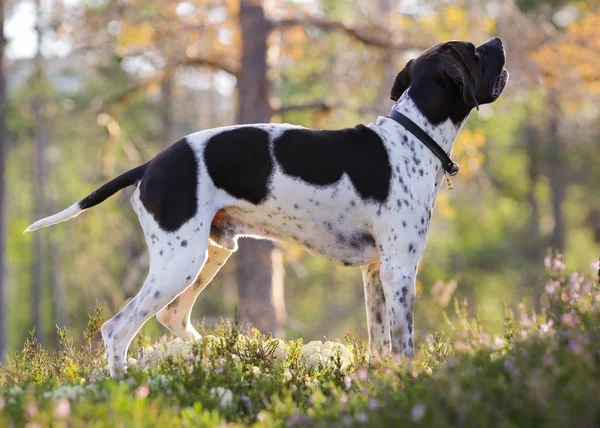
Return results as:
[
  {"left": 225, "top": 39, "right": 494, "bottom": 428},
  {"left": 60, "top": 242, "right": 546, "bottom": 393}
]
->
[{"left": 26, "top": 37, "right": 508, "bottom": 377}]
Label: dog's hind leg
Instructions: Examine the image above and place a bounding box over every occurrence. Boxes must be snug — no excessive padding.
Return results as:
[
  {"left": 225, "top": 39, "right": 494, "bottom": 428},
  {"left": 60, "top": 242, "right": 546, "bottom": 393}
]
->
[
  {"left": 100, "top": 219, "right": 211, "bottom": 378},
  {"left": 156, "top": 242, "right": 233, "bottom": 340},
  {"left": 361, "top": 263, "right": 391, "bottom": 354}
]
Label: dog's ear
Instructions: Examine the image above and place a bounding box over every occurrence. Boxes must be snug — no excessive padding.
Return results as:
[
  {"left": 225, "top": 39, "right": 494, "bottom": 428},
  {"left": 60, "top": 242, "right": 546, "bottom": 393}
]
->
[
  {"left": 390, "top": 59, "right": 414, "bottom": 102},
  {"left": 442, "top": 62, "right": 479, "bottom": 110}
]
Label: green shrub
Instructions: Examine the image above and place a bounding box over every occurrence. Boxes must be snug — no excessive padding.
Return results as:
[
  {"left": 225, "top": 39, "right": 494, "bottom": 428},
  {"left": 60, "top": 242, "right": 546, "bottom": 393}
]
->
[{"left": 0, "top": 256, "right": 598, "bottom": 427}]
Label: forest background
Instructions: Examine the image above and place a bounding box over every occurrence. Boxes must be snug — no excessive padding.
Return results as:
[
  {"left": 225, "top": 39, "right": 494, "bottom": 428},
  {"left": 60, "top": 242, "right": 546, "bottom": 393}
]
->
[{"left": 0, "top": 0, "right": 599, "bottom": 359}]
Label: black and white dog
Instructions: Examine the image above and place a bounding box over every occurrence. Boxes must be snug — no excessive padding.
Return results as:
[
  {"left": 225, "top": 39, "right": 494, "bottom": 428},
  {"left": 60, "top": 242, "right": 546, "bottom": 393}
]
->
[{"left": 26, "top": 38, "right": 508, "bottom": 377}]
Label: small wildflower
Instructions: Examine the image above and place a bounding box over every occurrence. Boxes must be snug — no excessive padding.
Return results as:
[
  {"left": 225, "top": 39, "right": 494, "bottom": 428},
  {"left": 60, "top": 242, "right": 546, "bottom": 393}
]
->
[
  {"left": 27, "top": 401, "right": 38, "bottom": 418},
  {"left": 539, "top": 319, "right": 554, "bottom": 335},
  {"left": 568, "top": 339, "right": 583, "bottom": 355},
  {"left": 357, "top": 413, "right": 368, "bottom": 423},
  {"left": 560, "top": 312, "right": 578, "bottom": 328},
  {"left": 493, "top": 336, "right": 504, "bottom": 350},
  {"left": 357, "top": 368, "right": 368, "bottom": 382},
  {"left": 545, "top": 281, "right": 558, "bottom": 294},
  {"left": 340, "top": 394, "right": 348, "bottom": 404},
  {"left": 257, "top": 412, "right": 267, "bottom": 421},
  {"left": 53, "top": 399, "right": 71, "bottom": 419},
  {"left": 136, "top": 385, "right": 150, "bottom": 399},
  {"left": 368, "top": 399, "right": 379, "bottom": 410},
  {"left": 343, "top": 375, "right": 352, "bottom": 390},
  {"left": 411, "top": 404, "right": 426, "bottom": 421}
]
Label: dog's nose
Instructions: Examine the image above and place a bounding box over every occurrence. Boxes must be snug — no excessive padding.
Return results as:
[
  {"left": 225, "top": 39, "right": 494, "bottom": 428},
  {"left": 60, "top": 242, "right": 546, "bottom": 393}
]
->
[
  {"left": 490, "top": 36, "right": 503, "bottom": 46},
  {"left": 482, "top": 37, "right": 503, "bottom": 47},
  {"left": 477, "top": 37, "right": 504, "bottom": 52}
]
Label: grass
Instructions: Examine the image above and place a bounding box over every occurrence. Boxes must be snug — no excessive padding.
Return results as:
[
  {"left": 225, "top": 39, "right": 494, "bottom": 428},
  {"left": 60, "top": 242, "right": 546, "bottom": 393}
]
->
[{"left": 0, "top": 255, "right": 599, "bottom": 427}]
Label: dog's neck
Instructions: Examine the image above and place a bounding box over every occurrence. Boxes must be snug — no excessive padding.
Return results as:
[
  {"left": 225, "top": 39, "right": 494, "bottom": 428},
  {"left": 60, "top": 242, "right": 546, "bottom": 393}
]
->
[{"left": 388, "top": 91, "right": 468, "bottom": 156}]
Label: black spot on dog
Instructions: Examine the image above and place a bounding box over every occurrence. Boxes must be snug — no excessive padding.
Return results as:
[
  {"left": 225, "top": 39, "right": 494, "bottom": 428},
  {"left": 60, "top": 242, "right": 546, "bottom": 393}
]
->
[
  {"left": 159, "top": 250, "right": 164, "bottom": 256},
  {"left": 139, "top": 138, "right": 198, "bottom": 232},
  {"left": 274, "top": 126, "right": 391, "bottom": 202},
  {"left": 349, "top": 231, "right": 376, "bottom": 249},
  {"left": 186, "top": 275, "right": 192, "bottom": 282},
  {"left": 154, "top": 291, "right": 161, "bottom": 299},
  {"left": 375, "top": 311, "right": 383, "bottom": 324},
  {"left": 140, "top": 311, "right": 148, "bottom": 317},
  {"left": 204, "top": 127, "right": 272, "bottom": 204},
  {"left": 181, "top": 240, "right": 188, "bottom": 247}
]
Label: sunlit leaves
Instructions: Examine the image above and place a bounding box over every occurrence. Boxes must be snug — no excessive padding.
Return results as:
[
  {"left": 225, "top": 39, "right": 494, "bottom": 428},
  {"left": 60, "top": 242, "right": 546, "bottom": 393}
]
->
[{"left": 530, "top": 9, "right": 600, "bottom": 106}]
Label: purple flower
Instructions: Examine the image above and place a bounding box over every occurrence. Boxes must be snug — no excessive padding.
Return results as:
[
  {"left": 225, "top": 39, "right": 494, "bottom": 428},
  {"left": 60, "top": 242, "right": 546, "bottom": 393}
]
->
[
  {"left": 368, "top": 399, "right": 379, "bottom": 410},
  {"left": 545, "top": 281, "right": 558, "bottom": 294},
  {"left": 411, "top": 404, "right": 426, "bottom": 421},
  {"left": 560, "top": 312, "right": 578, "bottom": 328},
  {"left": 357, "top": 368, "right": 368, "bottom": 382},
  {"left": 568, "top": 339, "right": 583, "bottom": 354},
  {"left": 343, "top": 376, "right": 352, "bottom": 390}
]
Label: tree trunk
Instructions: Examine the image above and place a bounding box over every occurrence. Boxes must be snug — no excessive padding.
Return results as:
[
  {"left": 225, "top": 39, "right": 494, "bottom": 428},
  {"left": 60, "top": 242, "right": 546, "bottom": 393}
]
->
[
  {"left": 0, "top": 0, "right": 8, "bottom": 360},
  {"left": 376, "top": 0, "right": 395, "bottom": 114},
  {"left": 547, "top": 93, "right": 565, "bottom": 253},
  {"left": 236, "top": 0, "right": 282, "bottom": 334},
  {"left": 525, "top": 123, "right": 542, "bottom": 262},
  {"left": 160, "top": 75, "right": 173, "bottom": 146},
  {"left": 31, "top": 2, "right": 48, "bottom": 344}
]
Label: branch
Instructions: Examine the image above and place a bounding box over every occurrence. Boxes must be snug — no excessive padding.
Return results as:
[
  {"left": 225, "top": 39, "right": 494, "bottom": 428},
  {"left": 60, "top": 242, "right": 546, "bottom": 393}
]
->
[
  {"left": 116, "top": 48, "right": 240, "bottom": 76},
  {"left": 271, "top": 99, "right": 380, "bottom": 116},
  {"left": 95, "top": 54, "right": 240, "bottom": 114},
  {"left": 181, "top": 56, "right": 240, "bottom": 77},
  {"left": 93, "top": 79, "right": 158, "bottom": 114},
  {"left": 271, "top": 16, "right": 426, "bottom": 51},
  {"left": 272, "top": 100, "right": 338, "bottom": 114}
]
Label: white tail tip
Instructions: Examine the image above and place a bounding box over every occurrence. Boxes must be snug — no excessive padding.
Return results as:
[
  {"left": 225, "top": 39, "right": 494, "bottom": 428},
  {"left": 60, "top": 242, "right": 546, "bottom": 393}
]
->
[{"left": 24, "top": 203, "right": 84, "bottom": 233}]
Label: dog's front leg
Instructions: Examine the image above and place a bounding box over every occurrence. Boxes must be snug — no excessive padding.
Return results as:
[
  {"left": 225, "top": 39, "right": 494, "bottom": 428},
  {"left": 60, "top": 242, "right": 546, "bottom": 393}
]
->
[
  {"left": 361, "top": 263, "right": 391, "bottom": 353},
  {"left": 379, "top": 257, "right": 417, "bottom": 356}
]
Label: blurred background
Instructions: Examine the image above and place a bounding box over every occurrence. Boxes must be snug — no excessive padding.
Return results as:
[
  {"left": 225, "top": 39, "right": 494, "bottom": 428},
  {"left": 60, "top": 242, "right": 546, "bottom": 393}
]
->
[{"left": 0, "top": 0, "right": 598, "bottom": 358}]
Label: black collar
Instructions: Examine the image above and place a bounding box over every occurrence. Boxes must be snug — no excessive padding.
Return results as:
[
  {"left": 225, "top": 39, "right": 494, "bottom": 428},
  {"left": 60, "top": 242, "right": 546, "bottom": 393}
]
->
[{"left": 387, "top": 109, "right": 459, "bottom": 176}]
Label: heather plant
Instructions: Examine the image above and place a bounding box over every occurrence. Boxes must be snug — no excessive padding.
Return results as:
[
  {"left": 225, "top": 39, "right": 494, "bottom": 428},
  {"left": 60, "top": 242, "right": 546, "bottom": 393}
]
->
[{"left": 0, "top": 256, "right": 598, "bottom": 427}]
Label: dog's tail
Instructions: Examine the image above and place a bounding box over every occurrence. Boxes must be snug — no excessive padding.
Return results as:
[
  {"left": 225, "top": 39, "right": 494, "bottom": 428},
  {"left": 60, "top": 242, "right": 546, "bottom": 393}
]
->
[{"left": 24, "top": 163, "right": 149, "bottom": 233}]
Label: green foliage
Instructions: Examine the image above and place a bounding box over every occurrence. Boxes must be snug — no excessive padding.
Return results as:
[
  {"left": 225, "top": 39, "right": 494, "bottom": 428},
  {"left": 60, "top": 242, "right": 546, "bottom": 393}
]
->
[{"left": 0, "top": 258, "right": 598, "bottom": 426}]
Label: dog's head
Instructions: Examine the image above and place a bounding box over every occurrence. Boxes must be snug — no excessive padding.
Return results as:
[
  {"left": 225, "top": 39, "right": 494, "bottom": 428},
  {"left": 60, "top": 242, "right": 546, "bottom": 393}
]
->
[{"left": 390, "top": 37, "right": 509, "bottom": 125}]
